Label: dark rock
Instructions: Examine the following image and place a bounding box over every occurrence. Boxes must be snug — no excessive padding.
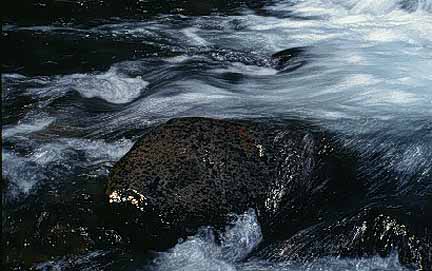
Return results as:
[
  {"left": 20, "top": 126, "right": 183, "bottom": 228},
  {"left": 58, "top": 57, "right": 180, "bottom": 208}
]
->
[
  {"left": 251, "top": 204, "right": 432, "bottom": 270},
  {"left": 106, "top": 117, "right": 361, "bottom": 250},
  {"left": 2, "top": 184, "right": 123, "bottom": 269},
  {"left": 271, "top": 47, "right": 308, "bottom": 72}
]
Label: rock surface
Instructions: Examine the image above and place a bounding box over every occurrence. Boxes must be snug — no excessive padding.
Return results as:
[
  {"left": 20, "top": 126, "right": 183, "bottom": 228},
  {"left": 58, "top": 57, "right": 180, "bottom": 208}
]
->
[
  {"left": 2, "top": 179, "right": 123, "bottom": 269},
  {"left": 106, "top": 117, "right": 360, "bottom": 249},
  {"left": 252, "top": 204, "right": 432, "bottom": 270}
]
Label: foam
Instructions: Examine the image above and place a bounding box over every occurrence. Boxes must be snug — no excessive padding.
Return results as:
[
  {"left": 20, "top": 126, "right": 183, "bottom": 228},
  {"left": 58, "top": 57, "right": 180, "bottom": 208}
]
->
[
  {"left": 2, "top": 152, "right": 40, "bottom": 195},
  {"left": 212, "top": 62, "right": 278, "bottom": 76},
  {"left": 150, "top": 209, "right": 262, "bottom": 271},
  {"left": 181, "top": 27, "right": 210, "bottom": 47},
  {"left": 2, "top": 138, "right": 133, "bottom": 198},
  {"left": 2, "top": 117, "right": 55, "bottom": 138},
  {"left": 61, "top": 68, "right": 148, "bottom": 103},
  {"left": 25, "top": 67, "right": 149, "bottom": 104},
  {"left": 332, "top": 0, "right": 432, "bottom": 15}
]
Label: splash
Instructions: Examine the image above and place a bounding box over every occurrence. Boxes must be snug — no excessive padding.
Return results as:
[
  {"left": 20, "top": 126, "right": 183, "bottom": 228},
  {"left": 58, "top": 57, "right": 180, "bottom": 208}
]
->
[{"left": 149, "top": 209, "right": 262, "bottom": 271}]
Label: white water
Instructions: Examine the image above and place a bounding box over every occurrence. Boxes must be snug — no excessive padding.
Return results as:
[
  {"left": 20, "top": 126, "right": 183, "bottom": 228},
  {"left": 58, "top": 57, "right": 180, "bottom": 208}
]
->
[
  {"left": 28, "top": 67, "right": 149, "bottom": 104},
  {"left": 233, "top": 0, "right": 432, "bottom": 119},
  {"left": 150, "top": 209, "right": 262, "bottom": 271},
  {"left": 2, "top": 116, "right": 55, "bottom": 138},
  {"left": 148, "top": 210, "right": 408, "bottom": 271},
  {"left": 2, "top": 134, "right": 133, "bottom": 196},
  {"left": 5, "top": 0, "right": 431, "bottom": 121},
  {"left": 16, "top": 0, "right": 428, "bottom": 121}
]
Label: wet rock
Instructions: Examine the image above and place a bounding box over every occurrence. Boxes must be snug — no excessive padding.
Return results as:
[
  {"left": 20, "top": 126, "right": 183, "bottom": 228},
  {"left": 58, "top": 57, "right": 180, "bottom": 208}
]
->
[
  {"left": 31, "top": 249, "right": 150, "bottom": 271},
  {"left": 252, "top": 205, "right": 432, "bottom": 270},
  {"left": 271, "top": 47, "right": 308, "bottom": 72},
  {"left": 106, "top": 117, "right": 360, "bottom": 250},
  {"left": 2, "top": 185, "right": 123, "bottom": 269}
]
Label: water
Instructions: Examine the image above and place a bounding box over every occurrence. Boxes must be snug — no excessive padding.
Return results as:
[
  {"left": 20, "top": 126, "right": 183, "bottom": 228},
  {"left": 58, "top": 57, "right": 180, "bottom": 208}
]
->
[
  {"left": 2, "top": 0, "right": 432, "bottom": 270},
  {"left": 32, "top": 209, "right": 410, "bottom": 271},
  {"left": 147, "top": 209, "right": 409, "bottom": 271}
]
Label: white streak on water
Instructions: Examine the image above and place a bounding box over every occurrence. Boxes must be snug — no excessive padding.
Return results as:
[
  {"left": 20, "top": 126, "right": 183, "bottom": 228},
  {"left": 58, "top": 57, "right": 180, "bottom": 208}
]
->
[
  {"left": 212, "top": 62, "right": 278, "bottom": 76},
  {"left": 2, "top": 117, "right": 55, "bottom": 138},
  {"left": 246, "top": 0, "right": 432, "bottom": 118},
  {"left": 331, "top": 0, "right": 432, "bottom": 15},
  {"left": 28, "top": 67, "right": 149, "bottom": 104},
  {"left": 181, "top": 27, "right": 211, "bottom": 47},
  {"left": 2, "top": 138, "right": 133, "bottom": 196}
]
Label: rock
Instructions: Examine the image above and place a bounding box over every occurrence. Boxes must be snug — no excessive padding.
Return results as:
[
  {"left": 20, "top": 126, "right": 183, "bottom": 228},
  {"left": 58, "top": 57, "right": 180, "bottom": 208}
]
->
[
  {"left": 106, "top": 117, "right": 360, "bottom": 249},
  {"left": 251, "top": 204, "right": 432, "bottom": 270},
  {"left": 2, "top": 183, "right": 123, "bottom": 269},
  {"left": 271, "top": 47, "right": 308, "bottom": 72}
]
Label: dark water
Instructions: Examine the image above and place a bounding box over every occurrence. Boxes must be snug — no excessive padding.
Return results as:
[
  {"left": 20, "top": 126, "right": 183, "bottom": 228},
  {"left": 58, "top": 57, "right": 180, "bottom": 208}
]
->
[{"left": 2, "top": 0, "right": 432, "bottom": 270}]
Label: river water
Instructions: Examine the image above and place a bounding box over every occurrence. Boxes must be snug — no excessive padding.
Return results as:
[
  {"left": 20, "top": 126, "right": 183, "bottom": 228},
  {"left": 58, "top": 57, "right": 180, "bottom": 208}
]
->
[{"left": 2, "top": 0, "right": 432, "bottom": 270}]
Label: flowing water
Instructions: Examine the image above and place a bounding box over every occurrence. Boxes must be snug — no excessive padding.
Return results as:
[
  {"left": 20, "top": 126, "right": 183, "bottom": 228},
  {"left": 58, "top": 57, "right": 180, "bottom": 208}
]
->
[{"left": 2, "top": 0, "right": 432, "bottom": 270}]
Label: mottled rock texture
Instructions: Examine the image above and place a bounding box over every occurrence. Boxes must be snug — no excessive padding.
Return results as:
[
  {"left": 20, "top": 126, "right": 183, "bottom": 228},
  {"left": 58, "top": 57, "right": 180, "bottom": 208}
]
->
[{"left": 106, "top": 117, "right": 360, "bottom": 248}]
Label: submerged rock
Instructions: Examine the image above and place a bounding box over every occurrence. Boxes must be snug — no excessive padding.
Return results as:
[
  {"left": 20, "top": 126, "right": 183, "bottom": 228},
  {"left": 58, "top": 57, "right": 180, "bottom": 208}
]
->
[
  {"left": 271, "top": 47, "right": 308, "bottom": 72},
  {"left": 252, "top": 204, "right": 432, "bottom": 270},
  {"left": 2, "top": 182, "right": 123, "bottom": 269},
  {"left": 106, "top": 117, "right": 360, "bottom": 249}
]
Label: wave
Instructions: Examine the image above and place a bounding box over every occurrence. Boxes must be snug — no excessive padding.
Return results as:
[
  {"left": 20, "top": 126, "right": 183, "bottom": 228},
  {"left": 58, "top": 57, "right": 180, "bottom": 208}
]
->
[
  {"left": 331, "top": 0, "right": 432, "bottom": 14},
  {"left": 36, "top": 67, "right": 149, "bottom": 104},
  {"left": 3, "top": 67, "right": 149, "bottom": 104},
  {"left": 150, "top": 209, "right": 261, "bottom": 271}
]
